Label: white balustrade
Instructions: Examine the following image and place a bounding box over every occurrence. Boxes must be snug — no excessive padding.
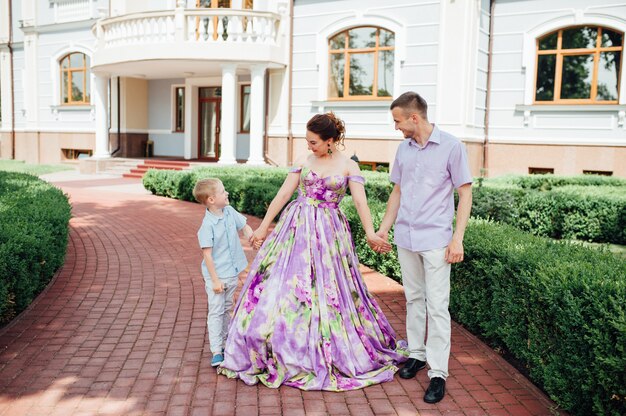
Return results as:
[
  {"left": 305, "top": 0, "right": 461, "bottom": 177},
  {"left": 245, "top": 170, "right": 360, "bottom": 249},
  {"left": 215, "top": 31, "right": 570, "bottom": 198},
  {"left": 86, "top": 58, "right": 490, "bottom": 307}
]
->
[
  {"left": 95, "top": 9, "right": 280, "bottom": 49},
  {"left": 55, "top": 0, "right": 96, "bottom": 23}
]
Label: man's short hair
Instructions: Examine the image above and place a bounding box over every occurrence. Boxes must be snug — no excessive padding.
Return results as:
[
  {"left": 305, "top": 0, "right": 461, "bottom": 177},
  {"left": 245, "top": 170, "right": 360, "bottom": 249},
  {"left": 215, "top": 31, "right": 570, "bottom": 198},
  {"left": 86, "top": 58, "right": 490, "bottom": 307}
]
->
[{"left": 390, "top": 91, "right": 428, "bottom": 120}]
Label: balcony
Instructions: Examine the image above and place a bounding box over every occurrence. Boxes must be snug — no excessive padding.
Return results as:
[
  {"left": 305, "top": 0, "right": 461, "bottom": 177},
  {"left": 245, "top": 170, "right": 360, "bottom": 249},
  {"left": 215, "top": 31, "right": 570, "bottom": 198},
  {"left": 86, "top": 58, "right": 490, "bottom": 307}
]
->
[{"left": 91, "top": 8, "right": 287, "bottom": 78}]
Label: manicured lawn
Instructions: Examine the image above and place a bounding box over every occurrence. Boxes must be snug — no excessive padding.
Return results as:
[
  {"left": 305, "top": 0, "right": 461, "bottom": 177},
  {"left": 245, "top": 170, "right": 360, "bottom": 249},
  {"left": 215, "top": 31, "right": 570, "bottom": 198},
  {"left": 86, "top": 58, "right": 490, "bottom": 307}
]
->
[
  {"left": 578, "top": 241, "right": 626, "bottom": 258},
  {"left": 0, "top": 160, "right": 75, "bottom": 176}
]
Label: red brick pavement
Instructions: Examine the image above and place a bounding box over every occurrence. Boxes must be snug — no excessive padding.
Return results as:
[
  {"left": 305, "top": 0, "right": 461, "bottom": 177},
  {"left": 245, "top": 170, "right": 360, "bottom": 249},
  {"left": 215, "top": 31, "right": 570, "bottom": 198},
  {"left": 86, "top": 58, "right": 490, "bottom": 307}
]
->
[{"left": 0, "top": 176, "right": 564, "bottom": 416}]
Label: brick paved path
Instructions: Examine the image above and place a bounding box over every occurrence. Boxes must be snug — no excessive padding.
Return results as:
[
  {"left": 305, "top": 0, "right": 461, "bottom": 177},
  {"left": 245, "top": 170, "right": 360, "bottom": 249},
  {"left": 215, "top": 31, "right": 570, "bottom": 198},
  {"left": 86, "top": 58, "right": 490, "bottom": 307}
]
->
[{"left": 0, "top": 175, "right": 563, "bottom": 416}]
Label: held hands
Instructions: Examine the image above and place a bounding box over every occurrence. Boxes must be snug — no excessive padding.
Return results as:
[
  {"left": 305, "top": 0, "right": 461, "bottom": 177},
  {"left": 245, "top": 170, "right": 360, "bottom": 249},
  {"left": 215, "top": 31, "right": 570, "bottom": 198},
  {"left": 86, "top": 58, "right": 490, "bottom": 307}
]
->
[
  {"left": 249, "top": 227, "right": 268, "bottom": 250},
  {"left": 368, "top": 230, "right": 392, "bottom": 254},
  {"left": 445, "top": 238, "right": 464, "bottom": 263}
]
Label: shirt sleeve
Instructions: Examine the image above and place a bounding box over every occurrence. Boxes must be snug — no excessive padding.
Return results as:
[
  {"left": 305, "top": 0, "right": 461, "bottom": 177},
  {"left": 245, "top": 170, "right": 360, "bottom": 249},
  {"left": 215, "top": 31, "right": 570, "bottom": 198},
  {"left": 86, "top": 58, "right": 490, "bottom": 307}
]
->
[
  {"left": 448, "top": 142, "right": 473, "bottom": 188},
  {"left": 227, "top": 206, "right": 248, "bottom": 231},
  {"left": 197, "top": 219, "right": 214, "bottom": 248},
  {"left": 389, "top": 145, "right": 402, "bottom": 184}
]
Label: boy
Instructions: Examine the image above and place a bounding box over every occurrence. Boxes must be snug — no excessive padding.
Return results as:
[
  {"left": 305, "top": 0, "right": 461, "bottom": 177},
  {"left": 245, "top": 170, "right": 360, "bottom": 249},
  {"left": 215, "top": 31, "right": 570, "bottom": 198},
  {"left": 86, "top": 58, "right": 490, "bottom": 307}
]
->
[{"left": 193, "top": 178, "right": 253, "bottom": 367}]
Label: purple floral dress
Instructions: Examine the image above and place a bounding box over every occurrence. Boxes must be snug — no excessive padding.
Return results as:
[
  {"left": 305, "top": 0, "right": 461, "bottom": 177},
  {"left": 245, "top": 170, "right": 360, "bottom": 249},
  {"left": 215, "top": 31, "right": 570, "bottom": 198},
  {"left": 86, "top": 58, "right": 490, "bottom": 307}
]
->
[{"left": 218, "top": 167, "right": 407, "bottom": 391}]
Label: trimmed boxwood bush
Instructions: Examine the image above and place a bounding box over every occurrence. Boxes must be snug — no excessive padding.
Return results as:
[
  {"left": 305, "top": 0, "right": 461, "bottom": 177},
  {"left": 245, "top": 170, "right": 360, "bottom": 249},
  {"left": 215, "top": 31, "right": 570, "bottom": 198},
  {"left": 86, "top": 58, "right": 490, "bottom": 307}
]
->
[
  {"left": 492, "top": 174, "right": 626, "bottom": 190},
  {"left": 0, "top": 172, "right": 71, "bottom": 324},
  {"left": 451, "top": 219, "right": 625, "bottom": 416},
  {"left": 143, "top": 166, "right": 393, "bottom": 219},
  {"left": 145, "top": 166, "right": 625, "bottom": 415},
  {"left": 472, "top": 176, "right": 626, "bottom": 244}
]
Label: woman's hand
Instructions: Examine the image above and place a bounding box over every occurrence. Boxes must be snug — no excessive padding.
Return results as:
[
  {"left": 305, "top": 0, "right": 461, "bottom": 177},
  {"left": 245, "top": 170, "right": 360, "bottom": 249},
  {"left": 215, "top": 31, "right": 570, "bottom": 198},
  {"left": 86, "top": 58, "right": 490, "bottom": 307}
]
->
[
  {"left": 250, "top": 227, "right": 268, "bottom": 249},
  {"left": 366, "top": 232, "right": 392, "bottom": 253}
]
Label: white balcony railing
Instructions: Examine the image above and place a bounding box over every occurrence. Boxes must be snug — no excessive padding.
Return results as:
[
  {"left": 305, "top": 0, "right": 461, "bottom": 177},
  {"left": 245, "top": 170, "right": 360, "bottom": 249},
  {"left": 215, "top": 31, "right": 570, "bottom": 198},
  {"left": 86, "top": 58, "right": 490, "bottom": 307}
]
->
[
  {"left": 95, "top": 8, "right": 280, "bottom": 50},
  {"left": 53, "top": 0, "right": 98, "bottom": 23}
]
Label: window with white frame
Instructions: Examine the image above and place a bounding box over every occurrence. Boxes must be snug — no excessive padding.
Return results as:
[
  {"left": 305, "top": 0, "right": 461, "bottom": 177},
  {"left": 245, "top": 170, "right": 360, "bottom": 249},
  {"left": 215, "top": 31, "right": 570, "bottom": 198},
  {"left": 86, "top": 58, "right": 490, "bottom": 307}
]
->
[
  {"left": 535, "top": 25, "right": 623, "bottom": 103},
  {"left": 60, "top": 52, "right": 90, "bottom": 105},
  {"left": 328, "top": 26, "right": 395, "bottom": 100}
]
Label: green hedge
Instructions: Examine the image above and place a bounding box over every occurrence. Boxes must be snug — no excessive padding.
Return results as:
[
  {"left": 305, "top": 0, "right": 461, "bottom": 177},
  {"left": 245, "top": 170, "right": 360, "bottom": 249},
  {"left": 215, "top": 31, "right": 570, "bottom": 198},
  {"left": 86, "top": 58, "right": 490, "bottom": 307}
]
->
[
  {"left": 0, "top": 172, "right": 71, "bottom": 324},
  {"left": 450, "top": 219, "right": 625, "bottom": 416},
  {"left": 488, "top": 174, "right": 626, "bottom": 190},
  {"left": 144, "top": 166, "right": 625, "bottom": 415},
  {"left": 472, "top": 177, "right": 626, "bottom": 244},
  {"left": 143, "top": 166, "right": 394, "bottom": 218}
]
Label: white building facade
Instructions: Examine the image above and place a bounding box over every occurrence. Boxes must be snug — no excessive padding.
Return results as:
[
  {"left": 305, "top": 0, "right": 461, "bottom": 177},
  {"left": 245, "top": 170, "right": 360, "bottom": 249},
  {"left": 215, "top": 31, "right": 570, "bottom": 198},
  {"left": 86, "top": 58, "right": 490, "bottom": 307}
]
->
[{"left": 1, "top": 0, "right": 625, "bottom": 177}]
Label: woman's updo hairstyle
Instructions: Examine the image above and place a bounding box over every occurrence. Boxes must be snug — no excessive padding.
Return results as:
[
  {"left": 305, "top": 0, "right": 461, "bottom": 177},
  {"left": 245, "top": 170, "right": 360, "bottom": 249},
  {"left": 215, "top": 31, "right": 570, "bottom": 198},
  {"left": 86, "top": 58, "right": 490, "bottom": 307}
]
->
[{"left": 306, "top": 112, "right": 345, "bottom": 147}]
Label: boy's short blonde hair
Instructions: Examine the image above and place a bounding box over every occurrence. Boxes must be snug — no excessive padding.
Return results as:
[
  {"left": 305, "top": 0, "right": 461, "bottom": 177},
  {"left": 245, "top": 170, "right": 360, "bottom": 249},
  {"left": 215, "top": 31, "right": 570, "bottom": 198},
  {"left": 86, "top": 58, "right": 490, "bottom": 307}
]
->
[{"left": 193, "top": 178, "right": 223, "bottom": 204}]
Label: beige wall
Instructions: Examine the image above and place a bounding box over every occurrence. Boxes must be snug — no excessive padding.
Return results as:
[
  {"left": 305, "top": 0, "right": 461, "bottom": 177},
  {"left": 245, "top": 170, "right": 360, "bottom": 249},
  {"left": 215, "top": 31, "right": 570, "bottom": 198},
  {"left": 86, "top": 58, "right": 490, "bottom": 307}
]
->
[
  {"left": 285, "top": 137, "right": 484, "bottom": 178},
  {"left": 485, "top": 144, "right": 626, "bottom": 177},
  {"left": 14, "top": 132, "right": 40, "bottom": 164},
  {"left": 268, "top": 138, "right": 625, "bottom": 179},
  {"left": 290, "top": 136, "right": 404, "bottom": 168},
  {"left": 266, "top": 136, "right": 289, "bottom": 167},
  {"left": 12, "top": 132, "right": 94, "bottom": 164},
  {"left": 465, "top": 142, "right": 483, "bottom": 178},
  {"left": 0, "top": 132, "right": 13, "bottom": 160},
  {"left": 123, "top": 78, "right": 148, "bottom": 131}
]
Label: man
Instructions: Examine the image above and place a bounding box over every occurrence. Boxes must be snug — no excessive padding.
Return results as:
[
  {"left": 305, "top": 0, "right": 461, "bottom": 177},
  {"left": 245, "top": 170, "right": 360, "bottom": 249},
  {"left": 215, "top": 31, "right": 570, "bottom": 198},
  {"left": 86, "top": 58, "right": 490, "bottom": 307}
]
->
[{"left": 376, "top": 91, "right": 473, "bottom": 403}]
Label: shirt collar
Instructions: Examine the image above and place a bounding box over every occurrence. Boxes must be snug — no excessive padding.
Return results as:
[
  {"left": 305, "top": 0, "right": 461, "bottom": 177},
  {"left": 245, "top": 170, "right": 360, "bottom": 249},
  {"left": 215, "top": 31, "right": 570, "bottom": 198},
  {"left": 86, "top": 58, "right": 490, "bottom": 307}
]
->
[
  {"left": 204, "top": 208, "right": 224, "bottom": 225},
  {"left": 408, "top": 124, "right": 440, "bottom": 148}
]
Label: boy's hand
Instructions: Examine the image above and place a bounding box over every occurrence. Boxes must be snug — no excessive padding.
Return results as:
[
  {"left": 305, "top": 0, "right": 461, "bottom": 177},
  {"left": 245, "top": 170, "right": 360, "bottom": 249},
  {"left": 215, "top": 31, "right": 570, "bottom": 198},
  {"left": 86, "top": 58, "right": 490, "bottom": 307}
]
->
[
  {"left": 249, "top": 227, "right": 268, "bottom": 249},
  {"left": 242, "top": 225, "right": 254, "bottom": 241},
  {"left": 212, "top": 278, "right": 225, "bottom": 294}
]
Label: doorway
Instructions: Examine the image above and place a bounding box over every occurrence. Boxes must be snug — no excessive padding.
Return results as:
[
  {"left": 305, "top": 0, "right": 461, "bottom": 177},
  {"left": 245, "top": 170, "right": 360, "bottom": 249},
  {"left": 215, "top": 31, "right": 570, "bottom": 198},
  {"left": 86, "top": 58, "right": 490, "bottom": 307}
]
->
[{"left": 198, "top": 87, "right": 222, "bottom": 160}]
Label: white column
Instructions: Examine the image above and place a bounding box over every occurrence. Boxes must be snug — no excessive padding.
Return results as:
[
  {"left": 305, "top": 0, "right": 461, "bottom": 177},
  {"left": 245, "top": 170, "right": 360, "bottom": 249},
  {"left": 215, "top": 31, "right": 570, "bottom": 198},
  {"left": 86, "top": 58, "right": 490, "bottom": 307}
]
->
[
  {"left": 219, "top": 63, "right": 237, "bottom": 164},
  {"left": 247, "top": 64, "right": 267, "bottom": 165},
  {"left": 93, "top": 74, "right": 111, "bottom": 158}
]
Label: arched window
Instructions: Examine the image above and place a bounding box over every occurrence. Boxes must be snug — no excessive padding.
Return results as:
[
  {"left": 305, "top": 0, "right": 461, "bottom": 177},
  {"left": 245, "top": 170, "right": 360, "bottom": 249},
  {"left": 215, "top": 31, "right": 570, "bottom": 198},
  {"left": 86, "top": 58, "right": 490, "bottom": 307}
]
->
[
  {"left": 328, "top": 26, "right": 394, "bottom": 100},
  {"left": 535, "top": 26, "right": 623, "bottom": 103},
  {"left": 60, "top": 52, "right": 90, "bottom": 105}
]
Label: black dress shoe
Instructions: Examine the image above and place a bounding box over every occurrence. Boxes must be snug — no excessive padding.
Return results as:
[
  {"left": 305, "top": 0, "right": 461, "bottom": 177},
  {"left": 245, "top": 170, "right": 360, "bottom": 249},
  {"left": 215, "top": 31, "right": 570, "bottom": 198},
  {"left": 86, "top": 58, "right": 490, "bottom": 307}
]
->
[
  {"left": 424, "top": 377, "right": 446, "bottom": 403},
  {"left": 398, "top": 358, "right": 426, "bottom": 379}
]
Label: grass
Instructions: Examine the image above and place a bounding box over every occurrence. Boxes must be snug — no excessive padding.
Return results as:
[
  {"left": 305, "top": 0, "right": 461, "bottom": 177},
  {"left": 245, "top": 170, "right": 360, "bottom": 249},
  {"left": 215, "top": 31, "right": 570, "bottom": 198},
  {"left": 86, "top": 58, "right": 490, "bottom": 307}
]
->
[
  {"left": 575, "top": 241, "right": 626, "bottom": 258},
  {"left": 0, "top": 160, "right": 75, "bottom": 176}
]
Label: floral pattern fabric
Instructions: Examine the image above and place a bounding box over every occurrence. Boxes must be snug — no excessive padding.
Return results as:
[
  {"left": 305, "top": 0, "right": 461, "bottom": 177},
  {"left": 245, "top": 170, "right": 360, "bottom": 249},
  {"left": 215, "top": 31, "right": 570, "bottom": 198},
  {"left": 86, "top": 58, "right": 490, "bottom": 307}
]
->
[{"left": 218, "top": 167, "right": 407, "bottom": 391}]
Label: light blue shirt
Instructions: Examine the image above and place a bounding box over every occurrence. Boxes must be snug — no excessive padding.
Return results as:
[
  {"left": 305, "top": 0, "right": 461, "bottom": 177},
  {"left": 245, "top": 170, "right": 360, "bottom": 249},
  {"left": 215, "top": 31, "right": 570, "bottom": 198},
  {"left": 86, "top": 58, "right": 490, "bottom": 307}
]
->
[
  {"left": 390, "top": 125, "right": 473, "bottom": 252},
  {"left": 197, "top": 205, "right": 248, "bottom": 279}
]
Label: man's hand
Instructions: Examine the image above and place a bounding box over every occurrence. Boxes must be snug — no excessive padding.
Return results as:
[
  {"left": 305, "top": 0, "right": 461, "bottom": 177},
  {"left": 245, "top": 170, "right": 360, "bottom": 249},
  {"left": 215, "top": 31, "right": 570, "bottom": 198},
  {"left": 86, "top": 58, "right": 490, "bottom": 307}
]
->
[
  {"left": 367, "top": 231, "right": 392, "bottom": 253},
  {"left": 212, "top": 278, "right": 225, "bottom": 294},
  {"left": 445, "top": 239, "right": 464, "bottom": 263}
]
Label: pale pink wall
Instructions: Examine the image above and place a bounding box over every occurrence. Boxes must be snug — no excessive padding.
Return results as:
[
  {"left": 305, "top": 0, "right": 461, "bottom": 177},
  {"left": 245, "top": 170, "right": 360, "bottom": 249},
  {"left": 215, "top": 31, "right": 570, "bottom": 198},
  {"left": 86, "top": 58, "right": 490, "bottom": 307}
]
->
[
  {"left": 0, "top": 132, "right": 13, "bottom": 160},
  {"left": 13, "top": 132, "right": 94, "bottom": 164},
  {"left": 485, "top": 144, "right": 626, "bottom": 177},
  {"left": 465, "top": 142, "right": 483, "bottom": 178},
  {"left": 290, "top": 136, "right": 403, "bottom": 168},
  {"left": 266, "top": 136, "right": 289, "bottom": 166}
]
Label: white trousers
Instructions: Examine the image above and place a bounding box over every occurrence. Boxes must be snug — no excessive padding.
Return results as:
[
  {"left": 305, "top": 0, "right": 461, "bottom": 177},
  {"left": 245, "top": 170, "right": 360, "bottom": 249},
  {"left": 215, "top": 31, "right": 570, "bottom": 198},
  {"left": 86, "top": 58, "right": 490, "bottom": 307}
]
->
[
  {"left": 204, "top": 276, "right": 238, "bottom": 355},
  {"left": 397, "top": 246, "right": 451, "bottom": 380}
]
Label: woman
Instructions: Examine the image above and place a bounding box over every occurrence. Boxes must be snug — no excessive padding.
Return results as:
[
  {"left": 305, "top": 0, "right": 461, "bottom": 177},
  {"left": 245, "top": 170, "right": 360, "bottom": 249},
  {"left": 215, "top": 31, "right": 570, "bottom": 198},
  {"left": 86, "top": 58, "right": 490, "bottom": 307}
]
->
[{"left": 218, "top": 113, "right": 407, "bottom": 391}]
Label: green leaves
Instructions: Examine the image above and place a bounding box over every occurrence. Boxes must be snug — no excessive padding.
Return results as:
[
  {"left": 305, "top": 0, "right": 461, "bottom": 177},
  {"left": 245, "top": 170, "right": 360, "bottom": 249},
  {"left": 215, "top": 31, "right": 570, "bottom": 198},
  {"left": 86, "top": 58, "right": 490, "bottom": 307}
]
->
[
  {"left": 452, "top": 220, "right": 626, "bottom": 416},
  {"left": 473, "top": 176, "right": 626, "bottom": 244},
  {"left": 0, "top": 172, "right": 71, "bottom": 325}
]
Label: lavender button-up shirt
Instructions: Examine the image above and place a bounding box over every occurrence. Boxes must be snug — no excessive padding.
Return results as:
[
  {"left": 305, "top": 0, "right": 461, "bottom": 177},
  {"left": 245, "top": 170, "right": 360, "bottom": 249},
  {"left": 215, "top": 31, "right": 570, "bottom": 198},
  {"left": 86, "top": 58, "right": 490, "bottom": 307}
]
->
[{"left": 389, "top": 125, "right": 473, "bottom": 252}]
